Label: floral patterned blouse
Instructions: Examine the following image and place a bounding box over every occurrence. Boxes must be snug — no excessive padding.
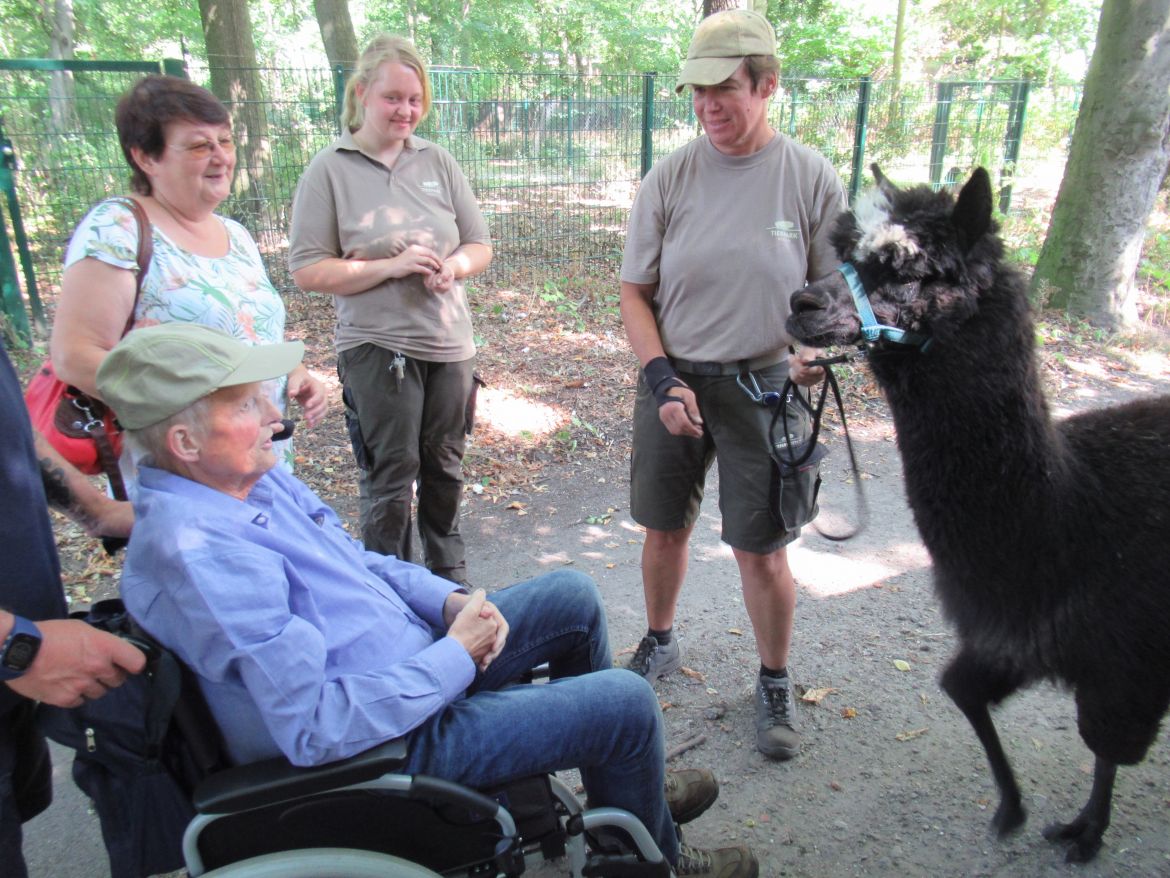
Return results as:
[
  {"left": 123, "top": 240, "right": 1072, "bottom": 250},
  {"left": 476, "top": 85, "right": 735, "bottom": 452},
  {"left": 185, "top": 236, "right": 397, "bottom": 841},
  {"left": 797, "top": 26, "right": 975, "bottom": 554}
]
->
[{"left": 64, "top": 197, "right": 295, "bottom": 466}]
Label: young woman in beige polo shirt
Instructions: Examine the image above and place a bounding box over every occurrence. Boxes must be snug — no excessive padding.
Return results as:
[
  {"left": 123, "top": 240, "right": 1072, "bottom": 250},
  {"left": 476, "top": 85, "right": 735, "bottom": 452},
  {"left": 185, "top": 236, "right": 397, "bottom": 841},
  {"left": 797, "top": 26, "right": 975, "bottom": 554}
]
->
[{"left": 289, "top": 35, "right": 492, "bottom": 582}]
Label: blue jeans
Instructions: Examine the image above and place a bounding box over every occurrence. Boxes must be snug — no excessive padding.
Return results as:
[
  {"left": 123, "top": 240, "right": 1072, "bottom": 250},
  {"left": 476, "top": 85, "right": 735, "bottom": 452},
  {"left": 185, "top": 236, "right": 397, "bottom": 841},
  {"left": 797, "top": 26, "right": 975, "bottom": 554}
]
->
[{"left": 402, "top": 570, "right": 678, "bottom": 863}]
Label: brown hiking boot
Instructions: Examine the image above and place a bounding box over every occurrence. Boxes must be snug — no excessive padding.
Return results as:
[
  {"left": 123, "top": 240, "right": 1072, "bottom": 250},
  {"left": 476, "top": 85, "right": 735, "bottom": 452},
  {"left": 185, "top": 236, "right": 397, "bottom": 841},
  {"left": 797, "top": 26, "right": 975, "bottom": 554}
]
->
[
  {"left": 674, "top": 842, "right": 759, "bottom": 877},
  {"left": 664, "top": 768, "right": 719, "bottom": 824}
]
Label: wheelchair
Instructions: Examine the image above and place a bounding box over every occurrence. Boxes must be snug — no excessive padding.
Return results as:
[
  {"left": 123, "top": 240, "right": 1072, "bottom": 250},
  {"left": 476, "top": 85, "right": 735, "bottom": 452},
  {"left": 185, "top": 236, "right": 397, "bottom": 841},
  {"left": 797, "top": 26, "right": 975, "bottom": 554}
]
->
[
  {"left": 43, "top": 598, "right": 677, "bottom": 877},
  {"left": 108, "top": 623, "right": 675, "bottom": 878},
  {"left": 185, "top": 732, "right": 674, "bottom": 877}
]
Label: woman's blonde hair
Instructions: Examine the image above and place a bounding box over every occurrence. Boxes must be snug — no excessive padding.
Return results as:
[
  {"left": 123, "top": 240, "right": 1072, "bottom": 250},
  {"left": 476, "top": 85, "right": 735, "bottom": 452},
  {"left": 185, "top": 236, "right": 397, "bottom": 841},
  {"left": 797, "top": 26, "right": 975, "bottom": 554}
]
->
[{"left": 341, "top": 35, "right": 432, "bottom": 133}]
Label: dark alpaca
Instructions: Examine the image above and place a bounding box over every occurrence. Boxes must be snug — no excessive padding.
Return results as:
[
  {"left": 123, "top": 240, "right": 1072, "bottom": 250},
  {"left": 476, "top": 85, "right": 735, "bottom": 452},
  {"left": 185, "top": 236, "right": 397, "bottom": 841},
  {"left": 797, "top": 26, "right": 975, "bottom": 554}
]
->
[{"left": 786, "top": 166, "right": 1170, "bottom": 863}]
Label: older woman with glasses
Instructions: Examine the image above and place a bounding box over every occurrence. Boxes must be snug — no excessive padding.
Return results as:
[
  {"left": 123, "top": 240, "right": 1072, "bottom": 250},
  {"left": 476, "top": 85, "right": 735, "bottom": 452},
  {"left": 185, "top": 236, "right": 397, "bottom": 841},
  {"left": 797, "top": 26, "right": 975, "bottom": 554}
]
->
[{"left": 51, "top": 75, "right": 326, "bottom": 467}]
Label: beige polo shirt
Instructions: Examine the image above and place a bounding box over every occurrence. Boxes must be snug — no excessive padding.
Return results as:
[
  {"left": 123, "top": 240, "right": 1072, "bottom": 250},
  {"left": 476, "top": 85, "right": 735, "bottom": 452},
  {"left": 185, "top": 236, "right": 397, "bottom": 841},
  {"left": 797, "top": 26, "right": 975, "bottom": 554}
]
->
[
  {"left": 621, "top": 133, "right": 846, "bottom": 364},
  {"left": 289, "top": 131, "right": 490, "bottom": 361}
]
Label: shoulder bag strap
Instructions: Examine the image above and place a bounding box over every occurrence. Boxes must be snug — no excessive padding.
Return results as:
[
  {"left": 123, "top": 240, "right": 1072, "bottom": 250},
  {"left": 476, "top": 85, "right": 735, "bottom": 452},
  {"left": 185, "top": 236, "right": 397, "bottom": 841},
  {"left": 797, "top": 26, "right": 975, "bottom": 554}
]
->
[
  {"left": 90, "top": 197, "right": 153, "bottom": 539},
  {"left": 110, "top": 196, "right": 154, "bottom": 338}
]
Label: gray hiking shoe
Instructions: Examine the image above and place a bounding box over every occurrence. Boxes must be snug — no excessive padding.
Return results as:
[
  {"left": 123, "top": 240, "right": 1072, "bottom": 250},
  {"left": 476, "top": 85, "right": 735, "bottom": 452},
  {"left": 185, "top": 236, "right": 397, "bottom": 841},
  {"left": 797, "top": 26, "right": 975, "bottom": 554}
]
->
[
  {"left": 674, "top": 842, "right": 759, "bottom": 877},
  {"left": 664, "top": 768, "right": 718, "bottom": 824},
  {"left": 621, "top": 635, "right": 682, "bottom": 680},
  {"left": 755, "top": 673, "right": 800, "bottom": 760}
]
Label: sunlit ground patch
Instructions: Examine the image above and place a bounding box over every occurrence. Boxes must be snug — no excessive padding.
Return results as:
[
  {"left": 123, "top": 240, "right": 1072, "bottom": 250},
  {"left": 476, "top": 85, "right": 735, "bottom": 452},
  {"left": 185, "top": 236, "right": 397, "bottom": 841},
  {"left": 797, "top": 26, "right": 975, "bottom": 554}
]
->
[{"left": 477, "top": 387, "right": 566, "bottom": 438}]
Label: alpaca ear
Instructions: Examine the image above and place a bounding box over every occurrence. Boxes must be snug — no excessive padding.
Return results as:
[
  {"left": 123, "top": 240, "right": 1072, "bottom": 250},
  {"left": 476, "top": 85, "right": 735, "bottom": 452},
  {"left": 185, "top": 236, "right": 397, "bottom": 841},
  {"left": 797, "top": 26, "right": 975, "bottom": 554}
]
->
[
  {"left": 871, "top": 163, "right": 897, "bottom": 200},
  {"left": 953, "top": 167, "right": 992, "bottom": 248}
]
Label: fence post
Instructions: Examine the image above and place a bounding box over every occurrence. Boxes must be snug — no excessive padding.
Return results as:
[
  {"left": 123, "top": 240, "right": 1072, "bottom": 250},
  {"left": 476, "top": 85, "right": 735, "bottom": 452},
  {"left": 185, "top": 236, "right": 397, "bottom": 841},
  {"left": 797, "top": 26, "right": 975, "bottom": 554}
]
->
[
  {"left": 0, "top": 206, "right": 29, "bottom": 343},
  {"left": 640, "top": 72, "right": 656, "bottom": 179},
  {"left": 567, "top": 94, "right": 574, "bottom": 168},
  {"left": 0, "top": 120, "right": 41, "bottom": 339},
  {"left": 929, "top": 81, "right": 955, "bottom": 188},
  {"left": 162, "top": 58, "right": 188, "bottom": 78},
  {"left": 332, "top": 64, "right": 348, "bottom": 134},
  {"left": 523, "top": 100, "right": 530, "bottom": 157},
  {"left": 849, "top": 76, "right": 872, "bottom": 204},
  {"left": 998, "top": 80, "right": 1030, "bottom": 214}
]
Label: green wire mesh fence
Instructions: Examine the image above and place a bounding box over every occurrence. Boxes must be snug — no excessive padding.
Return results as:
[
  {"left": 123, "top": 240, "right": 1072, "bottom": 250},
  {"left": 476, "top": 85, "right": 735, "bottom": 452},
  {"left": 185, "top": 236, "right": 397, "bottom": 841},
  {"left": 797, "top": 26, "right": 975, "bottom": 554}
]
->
[{"left": 0, "top": 58, "right": 1081, "bottom": 340}]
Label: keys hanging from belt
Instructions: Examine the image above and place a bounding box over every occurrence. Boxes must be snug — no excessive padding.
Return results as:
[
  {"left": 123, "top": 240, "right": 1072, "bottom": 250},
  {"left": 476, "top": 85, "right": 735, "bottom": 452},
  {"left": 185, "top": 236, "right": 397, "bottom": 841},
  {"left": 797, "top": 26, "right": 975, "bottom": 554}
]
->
[{"left": 389, "top": 352, "right": 406, "bottom": 389}]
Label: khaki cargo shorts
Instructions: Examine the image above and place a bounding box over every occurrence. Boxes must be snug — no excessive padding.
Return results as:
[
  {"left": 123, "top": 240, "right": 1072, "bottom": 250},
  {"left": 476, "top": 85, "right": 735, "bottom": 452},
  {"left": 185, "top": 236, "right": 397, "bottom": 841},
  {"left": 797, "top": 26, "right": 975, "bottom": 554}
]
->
[{"left": 629, "top": 360, "right": 808, "bottom": 554}]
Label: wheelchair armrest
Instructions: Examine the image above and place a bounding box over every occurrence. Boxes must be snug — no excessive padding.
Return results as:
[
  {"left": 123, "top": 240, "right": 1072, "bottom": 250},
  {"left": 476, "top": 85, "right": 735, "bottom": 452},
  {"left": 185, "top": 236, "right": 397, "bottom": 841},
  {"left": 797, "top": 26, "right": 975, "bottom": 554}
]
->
[{"left": 192, "top": 737, "right": 409, "bottom": 815}]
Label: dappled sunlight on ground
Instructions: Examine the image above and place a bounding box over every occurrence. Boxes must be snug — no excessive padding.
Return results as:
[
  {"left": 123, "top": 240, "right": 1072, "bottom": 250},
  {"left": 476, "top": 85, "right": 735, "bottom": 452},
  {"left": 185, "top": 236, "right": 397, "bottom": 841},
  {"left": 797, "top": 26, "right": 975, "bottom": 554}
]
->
[
  {"left": 791, "top": 538, "right": 931, "bottom": 598},
  {"left": 477, "top": 386, "right": 567, "bottom": 438},
  {"left": 694, "top": 541, "right": 735, "bottom": 563},
  {"left": 533, "top": 550, "right": 572, "bottom": 567}
]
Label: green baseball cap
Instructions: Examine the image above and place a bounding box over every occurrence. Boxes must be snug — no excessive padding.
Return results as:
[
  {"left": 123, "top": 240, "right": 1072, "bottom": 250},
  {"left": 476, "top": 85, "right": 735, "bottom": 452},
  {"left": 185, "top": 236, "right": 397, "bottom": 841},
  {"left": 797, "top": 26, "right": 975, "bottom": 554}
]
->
[
  {"left": 676, "top": 9, "right": 777, "bottom": 94},
  {"left": 97, "top": 323, "right": 305, "bottom": 429}
]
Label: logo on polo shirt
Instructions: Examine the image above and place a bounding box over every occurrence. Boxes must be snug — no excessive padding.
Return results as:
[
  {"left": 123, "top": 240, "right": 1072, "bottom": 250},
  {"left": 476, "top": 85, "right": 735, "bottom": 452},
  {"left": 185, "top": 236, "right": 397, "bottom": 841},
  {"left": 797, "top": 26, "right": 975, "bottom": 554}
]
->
[
  {"left": 768, "top": 220, "right": 799, "bottom": 240},
  {"left": 420, "top": 180, "right": 443, "bottom": 196}
]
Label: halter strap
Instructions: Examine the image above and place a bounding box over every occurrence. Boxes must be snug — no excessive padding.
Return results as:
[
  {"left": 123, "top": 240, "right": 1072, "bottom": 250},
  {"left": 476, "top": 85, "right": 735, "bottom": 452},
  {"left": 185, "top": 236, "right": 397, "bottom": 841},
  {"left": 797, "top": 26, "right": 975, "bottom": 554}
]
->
[{"left": 838, "top": 263, "right": 931, "bottom": 351}]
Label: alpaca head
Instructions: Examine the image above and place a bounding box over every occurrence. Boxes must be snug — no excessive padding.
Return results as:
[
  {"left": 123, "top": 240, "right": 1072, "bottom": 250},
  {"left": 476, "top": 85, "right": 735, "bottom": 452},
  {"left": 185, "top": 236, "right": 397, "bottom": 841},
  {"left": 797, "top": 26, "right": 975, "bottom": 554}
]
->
[{"left": 787, "top": 165, "right": 1002, "bottom": 351}]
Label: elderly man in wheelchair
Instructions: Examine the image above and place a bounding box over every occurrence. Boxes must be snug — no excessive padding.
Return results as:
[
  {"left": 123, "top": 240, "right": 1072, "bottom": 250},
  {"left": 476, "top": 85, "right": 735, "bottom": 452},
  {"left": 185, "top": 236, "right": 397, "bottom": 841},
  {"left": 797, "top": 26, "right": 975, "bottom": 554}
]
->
[{"left": 92, "top": 324, "right": 759, "bottom": 878}]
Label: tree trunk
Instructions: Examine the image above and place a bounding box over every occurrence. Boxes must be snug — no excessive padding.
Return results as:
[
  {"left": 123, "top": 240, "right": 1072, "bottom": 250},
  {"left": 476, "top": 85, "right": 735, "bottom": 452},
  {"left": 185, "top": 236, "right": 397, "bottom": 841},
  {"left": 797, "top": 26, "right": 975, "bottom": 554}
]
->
[
  {"left": 703, "top": 0, "right": 742, "bottom": 16},
  {"left": 313, "top": 0, "right": 359, "bottom": 69},
  {"left": 1030, "top": 0, "right": 1170, "bottom": 328},
  {"left": 48, "top": 0, "right": 79, "bottom": 135},
  {"left": 197, "top": 0, "right": 270, "bottom": 227},
  {"left": 405, "top": 0, "right": 418, "bottom": 45},
  {"left": 891, "top": 0, "right": 907, "bottom": 93}
]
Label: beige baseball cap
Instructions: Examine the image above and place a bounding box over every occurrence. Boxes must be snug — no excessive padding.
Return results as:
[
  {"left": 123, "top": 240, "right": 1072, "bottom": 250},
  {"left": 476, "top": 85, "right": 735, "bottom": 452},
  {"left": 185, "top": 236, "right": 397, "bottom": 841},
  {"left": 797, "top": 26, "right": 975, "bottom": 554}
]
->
[
  {"left": 97, "top": 323, "right": 304, "bottom": 429},
  {"left": 676, "top": 9, "right": 777, "bottom": 93}
]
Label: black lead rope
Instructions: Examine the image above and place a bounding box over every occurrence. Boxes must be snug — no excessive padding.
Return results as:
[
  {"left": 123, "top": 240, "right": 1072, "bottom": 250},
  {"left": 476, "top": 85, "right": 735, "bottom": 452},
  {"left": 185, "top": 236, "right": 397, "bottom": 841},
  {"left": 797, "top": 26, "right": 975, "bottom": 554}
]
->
[{"left": 771, "top": 353, "right": 869, "bottom": 541}]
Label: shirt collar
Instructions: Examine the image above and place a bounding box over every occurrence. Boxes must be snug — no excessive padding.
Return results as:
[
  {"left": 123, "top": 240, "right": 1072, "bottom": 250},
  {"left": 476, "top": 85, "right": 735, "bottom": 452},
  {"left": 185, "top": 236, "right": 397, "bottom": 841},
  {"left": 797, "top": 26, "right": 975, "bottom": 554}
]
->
[
  {"left": 335, "top": 129, "right": 428, "bottom": 161},
  {"left": 137, "top": 464, "right": 277, "bottom": 528}
]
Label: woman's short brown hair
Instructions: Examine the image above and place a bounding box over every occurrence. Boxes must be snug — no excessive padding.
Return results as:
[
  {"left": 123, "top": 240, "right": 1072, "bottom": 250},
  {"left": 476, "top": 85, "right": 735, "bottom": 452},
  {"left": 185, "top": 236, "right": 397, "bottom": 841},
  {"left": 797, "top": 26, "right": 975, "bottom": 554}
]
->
[
  {"left": 115, "top": 75, "right": 230, "bottom": 195},
  {"left": 341, "top": 35, "right": 432, "bottom": 133},
  {"left": 743, "top": 55, "right": 781, "bottom": 93}
]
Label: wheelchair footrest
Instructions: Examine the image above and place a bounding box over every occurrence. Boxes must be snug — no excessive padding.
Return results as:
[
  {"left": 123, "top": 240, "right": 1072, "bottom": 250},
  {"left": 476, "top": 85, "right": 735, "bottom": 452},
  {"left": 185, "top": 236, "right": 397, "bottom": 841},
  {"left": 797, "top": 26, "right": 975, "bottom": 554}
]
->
[{"left": 583, "top": 854, "right": 673, "bottom": 877}]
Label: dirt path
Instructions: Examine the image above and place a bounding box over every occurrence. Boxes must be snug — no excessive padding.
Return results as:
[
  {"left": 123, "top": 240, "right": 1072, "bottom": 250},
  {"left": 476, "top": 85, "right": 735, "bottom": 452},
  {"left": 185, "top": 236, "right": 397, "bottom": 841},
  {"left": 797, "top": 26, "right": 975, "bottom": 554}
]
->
[
  {"left": 387, "top": 333, "right": 1170, "bottom": 877},
  {"left": 465, "top": 416, "right": 1170, "bottom": 878}
]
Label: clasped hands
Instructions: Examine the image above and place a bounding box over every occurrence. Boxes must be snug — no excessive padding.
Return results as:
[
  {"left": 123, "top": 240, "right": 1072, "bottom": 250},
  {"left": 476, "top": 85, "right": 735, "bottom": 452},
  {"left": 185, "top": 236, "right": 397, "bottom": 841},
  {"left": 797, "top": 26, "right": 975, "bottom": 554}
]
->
[
  {"left": 443, "top": 589, "right": 508, "bottom": 672},
  {"left": 393, "top": 244, "right": 456, "bottom": 294}
]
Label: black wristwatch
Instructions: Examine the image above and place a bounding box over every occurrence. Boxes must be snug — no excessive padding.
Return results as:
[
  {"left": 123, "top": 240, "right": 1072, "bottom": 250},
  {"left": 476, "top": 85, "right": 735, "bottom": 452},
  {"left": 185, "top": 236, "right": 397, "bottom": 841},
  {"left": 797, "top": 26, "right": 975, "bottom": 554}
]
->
[{"left": 0, "top": 616, "right": 42, "bottom": 681}]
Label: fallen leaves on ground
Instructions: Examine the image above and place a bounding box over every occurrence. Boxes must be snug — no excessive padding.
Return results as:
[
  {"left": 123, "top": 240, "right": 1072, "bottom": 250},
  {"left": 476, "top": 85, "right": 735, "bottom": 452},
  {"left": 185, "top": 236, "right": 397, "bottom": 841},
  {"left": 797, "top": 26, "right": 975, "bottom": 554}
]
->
[{"left": 800, "top": 687, "right": 839, "bottom": 704}]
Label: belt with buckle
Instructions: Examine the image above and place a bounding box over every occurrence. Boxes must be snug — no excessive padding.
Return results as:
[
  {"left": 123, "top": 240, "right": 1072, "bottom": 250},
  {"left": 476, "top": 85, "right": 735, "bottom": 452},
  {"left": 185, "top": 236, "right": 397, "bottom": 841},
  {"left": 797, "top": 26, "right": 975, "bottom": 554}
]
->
[{"left": 669, "top": 352, "right": 786, "bottom": 376}]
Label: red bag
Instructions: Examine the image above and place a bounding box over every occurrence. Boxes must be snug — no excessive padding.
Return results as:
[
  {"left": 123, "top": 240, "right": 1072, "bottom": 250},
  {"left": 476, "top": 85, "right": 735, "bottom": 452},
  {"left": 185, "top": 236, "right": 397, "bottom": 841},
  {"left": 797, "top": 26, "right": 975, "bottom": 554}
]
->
[
  {"left": 24, "top": 196, "right": 151, "bottom": 481},
  {"left": 24, "top": 363, "right": 124, "bottom": 475}
]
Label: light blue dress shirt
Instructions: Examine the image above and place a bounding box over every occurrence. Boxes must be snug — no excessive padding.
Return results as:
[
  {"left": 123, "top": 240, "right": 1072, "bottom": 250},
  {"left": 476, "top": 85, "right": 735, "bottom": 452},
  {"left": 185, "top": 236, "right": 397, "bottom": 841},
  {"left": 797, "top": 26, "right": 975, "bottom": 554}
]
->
[{"left": 121, "top": 465, "right": 471, "bottom": 766}]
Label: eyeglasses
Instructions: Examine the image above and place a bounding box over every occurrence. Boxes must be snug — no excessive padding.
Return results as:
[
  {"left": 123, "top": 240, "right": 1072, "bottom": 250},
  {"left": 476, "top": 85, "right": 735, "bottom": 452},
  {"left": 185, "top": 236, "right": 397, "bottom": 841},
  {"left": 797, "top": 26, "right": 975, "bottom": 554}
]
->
[{"left": 169, "top": 136, "right": 235, "bottom": 160}]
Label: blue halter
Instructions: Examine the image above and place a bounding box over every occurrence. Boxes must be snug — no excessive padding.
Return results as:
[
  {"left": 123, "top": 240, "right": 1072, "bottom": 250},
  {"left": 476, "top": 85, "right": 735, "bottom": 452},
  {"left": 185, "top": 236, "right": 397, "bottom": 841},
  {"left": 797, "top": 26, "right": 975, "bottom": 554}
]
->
[{"left": 837, "top": 263, "right": 932, "bottom": 351}]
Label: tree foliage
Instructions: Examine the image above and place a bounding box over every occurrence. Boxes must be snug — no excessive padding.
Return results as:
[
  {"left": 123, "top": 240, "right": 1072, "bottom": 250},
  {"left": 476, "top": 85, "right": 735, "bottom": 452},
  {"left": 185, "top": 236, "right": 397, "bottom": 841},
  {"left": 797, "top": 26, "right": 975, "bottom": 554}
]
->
[
  {"left": 0, "top": 0, "right": 1108, "bottom": 88},
  {"left": 928, "top": 0, "right": 1101, "bottom": 82}
]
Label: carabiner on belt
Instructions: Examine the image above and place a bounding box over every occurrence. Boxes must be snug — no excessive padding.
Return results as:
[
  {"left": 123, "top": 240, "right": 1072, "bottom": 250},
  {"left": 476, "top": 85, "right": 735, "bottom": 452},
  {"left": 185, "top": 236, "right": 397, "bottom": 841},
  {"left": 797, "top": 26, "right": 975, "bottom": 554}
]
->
[{"left": 735, "top": 370, "right": 782, "bottom": 407}]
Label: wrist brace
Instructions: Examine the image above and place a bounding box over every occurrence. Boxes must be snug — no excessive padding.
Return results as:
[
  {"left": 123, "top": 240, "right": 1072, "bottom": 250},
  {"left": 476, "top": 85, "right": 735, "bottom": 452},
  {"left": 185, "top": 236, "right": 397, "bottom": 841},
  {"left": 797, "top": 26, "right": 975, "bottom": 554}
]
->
[{"left": 644, "top": 356, "right": 687, "bottom": 407}]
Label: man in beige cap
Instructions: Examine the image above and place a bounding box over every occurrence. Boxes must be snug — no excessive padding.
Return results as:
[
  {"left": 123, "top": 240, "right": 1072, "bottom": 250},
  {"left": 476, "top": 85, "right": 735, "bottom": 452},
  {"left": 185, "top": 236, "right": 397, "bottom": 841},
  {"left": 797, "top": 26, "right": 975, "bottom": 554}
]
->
[
  {"left": 619, "top": 9, "right": 846, "bottom": 762},
  {"left": 98, "top": 323, "right": 758, "bottom": 878}
]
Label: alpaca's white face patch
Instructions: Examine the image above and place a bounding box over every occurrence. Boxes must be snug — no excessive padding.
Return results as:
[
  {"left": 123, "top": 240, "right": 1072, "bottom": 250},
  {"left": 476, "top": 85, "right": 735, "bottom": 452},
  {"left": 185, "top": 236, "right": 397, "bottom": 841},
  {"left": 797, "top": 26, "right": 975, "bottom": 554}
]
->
[{"left": 851, "top": 188, "right": 921, "bottom": 264}]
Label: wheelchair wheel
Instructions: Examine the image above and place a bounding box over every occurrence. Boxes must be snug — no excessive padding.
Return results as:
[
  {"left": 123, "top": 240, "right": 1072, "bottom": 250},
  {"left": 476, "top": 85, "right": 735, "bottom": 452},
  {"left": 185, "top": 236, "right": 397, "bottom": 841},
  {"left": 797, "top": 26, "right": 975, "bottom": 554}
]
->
[{"left": 200, "top": 847, "right": 443, "bottom": 877}]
